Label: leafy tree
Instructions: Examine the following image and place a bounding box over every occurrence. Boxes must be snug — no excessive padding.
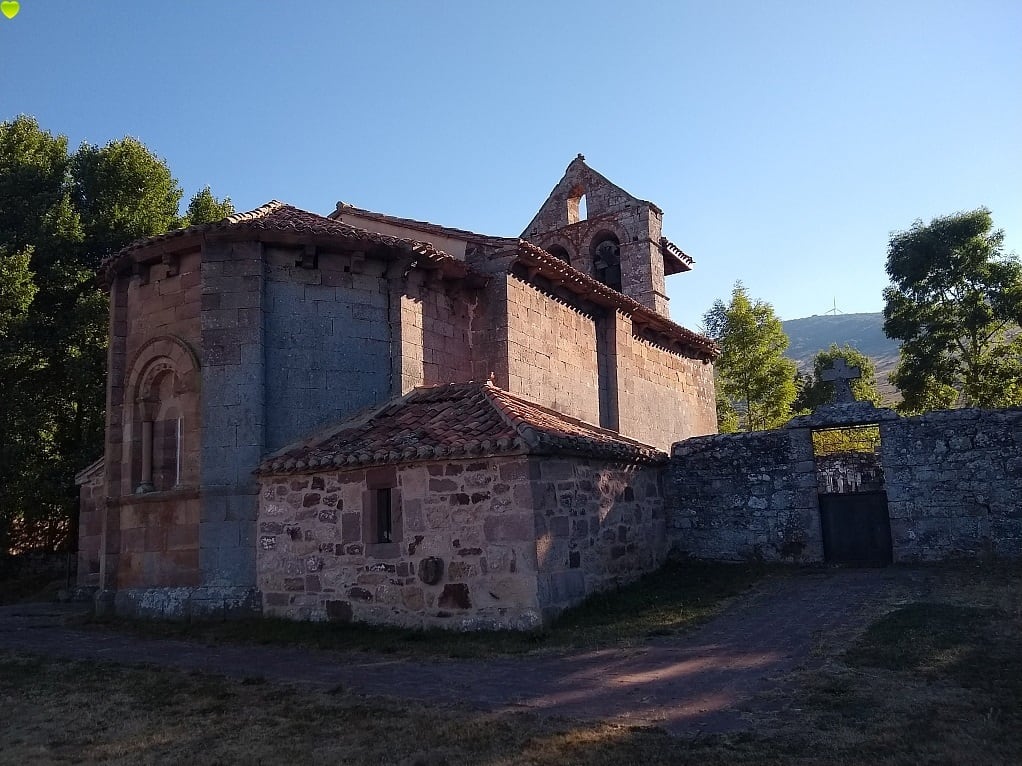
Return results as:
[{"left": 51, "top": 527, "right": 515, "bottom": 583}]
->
[
  {"left": 0, "top": 247, "right": 37, "bottom": 335},
  {"left": 183, "top": 186, "right": 234, "bottom": 226},
  {"left": 0, "top": 116, "right": 229, "bottom": 553},
  {"left": 704, "top": 282, "right": 797, "bottom": 431},
  {"left": 793, "top": 344, "right": 883, "bottom": 411},
  {"left": 883, "top": 208, "right": 1022, "bottom": 411},
  {"left": 70, "top": 137, "right": 183, "bottom": 264}
]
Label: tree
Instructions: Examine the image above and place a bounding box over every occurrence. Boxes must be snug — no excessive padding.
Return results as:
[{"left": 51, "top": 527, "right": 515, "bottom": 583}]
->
[
  {"left": 183, "top": 186, "right": 235, "bottom": 226},
  {"left": 793, "top": 344, "right": 883, "bottom": 411},
  {"left": 704, "top": 282, "right": 797, "bottom": 431},
  {"left": 883, "top": 208, "right": 1022, "bottom": 411},
  {"left": 0, "top": 116, "right": 229, "bottom": 553}
]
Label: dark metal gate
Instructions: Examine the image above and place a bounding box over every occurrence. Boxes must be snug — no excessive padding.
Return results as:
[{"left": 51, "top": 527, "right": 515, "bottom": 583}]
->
[{"left": 818, "top": 492, "right": 893, "bottom": 566}]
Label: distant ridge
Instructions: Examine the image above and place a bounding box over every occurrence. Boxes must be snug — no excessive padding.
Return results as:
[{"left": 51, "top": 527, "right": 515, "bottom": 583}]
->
[{"left": 781, "top": 312, "right": 900, "bottom": 403}]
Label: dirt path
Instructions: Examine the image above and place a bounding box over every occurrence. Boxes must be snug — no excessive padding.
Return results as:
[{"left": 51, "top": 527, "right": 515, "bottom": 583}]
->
[{"left": 0, "top": 569, "right": 901, "bottom": 736}]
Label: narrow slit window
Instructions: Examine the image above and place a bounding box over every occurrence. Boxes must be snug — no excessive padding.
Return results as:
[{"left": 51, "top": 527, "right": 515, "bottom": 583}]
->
[{"left": 376, "top": 487, "right": 393, "bottom": 543}]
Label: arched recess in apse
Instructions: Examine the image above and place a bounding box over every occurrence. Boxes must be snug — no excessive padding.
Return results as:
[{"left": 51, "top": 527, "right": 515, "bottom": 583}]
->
[{"left": 124, "top": 336, "right": 200, "bottom": 495}]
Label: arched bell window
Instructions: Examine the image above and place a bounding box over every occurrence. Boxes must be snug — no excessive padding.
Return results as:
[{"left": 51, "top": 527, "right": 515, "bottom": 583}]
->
[
  {"left": 547, "top": 244, "right": 572, "bottom": 264},
  {"left": 591, "top": 232, "right": 622, "bottom": 292}
]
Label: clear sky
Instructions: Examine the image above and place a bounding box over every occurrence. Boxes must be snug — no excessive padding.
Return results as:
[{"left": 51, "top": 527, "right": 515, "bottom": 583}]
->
[{"left": 2, "top": 1, "right": 1019, "bottom": 330}]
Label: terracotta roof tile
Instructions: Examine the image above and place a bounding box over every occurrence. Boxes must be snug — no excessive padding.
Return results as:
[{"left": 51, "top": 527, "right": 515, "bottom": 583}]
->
[
  {"left": 99, "top": 201, "right": 485, "bottom": 285},
  {"left": 258, "top": 382, "right": 665, "bottom": 475},
  {"left": 332, "top": 202, "right": 515, "bottom": 247}
]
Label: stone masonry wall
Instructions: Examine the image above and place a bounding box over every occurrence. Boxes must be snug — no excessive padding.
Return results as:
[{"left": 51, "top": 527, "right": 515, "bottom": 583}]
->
[
  {"left": 503, "top": 276, "right": 601, "bottom": 425},
  {"left": 669, "top": 408, "right": 1022, "bottom": 565},
  {"left": 880, "top": 408, "right": 1022, "bottom": 560},
  {"left": 257, "top": 455, "right": 669, "bottom": 630},
  {"left": 531, "top": 458, "right": 668, "bottom": 621},
  {"left": 264, "top": 247, "right": 392, "bottom": 452},
  {"left": 76, "top": 464, "right": 105, "bottom": 588},
  {"left": 258, "top": 456, "right": 544, "bottom": 631},
  {"left": 109, "top": 252, "right": 203, "bottom": 593},
  {"left": 198, "top": 240, "right": 265, "bottom": 600},
  {"left": 397, "top": 272, "right": 477, "bottom": 391},
  {"left": 615, "top": 327, "right": 717, "bottom": 451},
  {"left": 115, "top": 251, "right": 202, "bottom": 497},
  {"left": 669, "top": 429, "right": 822, "bottom": 563}
]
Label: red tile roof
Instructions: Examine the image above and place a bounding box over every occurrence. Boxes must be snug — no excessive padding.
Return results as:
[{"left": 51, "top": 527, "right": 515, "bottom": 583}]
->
[
  {"left": 258, "top": 381, "right": 666, "bottom": 475},
  {"left": 332, "top": 202, "right": 515, "bottom": 248},
  {"left": 99, "top": 201, "right": 485, "bottom": 285}
]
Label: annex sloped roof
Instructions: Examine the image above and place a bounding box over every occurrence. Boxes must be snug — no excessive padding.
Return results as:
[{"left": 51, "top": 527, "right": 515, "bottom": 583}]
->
[
  {"left": 100, "top": 201, "right": 483, "bottom": 284},
  {"left": 258, "top": 381, "right": 666, "bottom": 475}
]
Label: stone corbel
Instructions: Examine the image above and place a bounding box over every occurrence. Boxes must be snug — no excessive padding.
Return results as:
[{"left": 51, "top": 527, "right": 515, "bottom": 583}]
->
[
  {"left": 162, "top": 253, "right": 180, "bottom": 277},
  {"left": 131, "top": 261, "right": 150, "bottom": 286},
  {"left": 298, "top": 244, "right": 318, "bottom": 270}
]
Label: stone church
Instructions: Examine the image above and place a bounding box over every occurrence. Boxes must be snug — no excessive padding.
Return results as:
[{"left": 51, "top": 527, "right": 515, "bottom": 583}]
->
[{"left": 76, "top": 156, "right": 719, "bottom": 628}]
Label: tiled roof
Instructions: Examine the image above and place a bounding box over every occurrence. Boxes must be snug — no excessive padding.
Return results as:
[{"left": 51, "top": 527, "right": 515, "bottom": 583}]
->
[
  {"left": 258, "top": 382, "right": 666, "bottom": 475},
  {"left": 660, "top": 237, "right": 694, "bottom": 275},
  {"left": 74, "top": 456, "right": 105, "bottom": 485},
  {"left": 332, "top": 202, "right": 515, "bottom": 247},
  {"left": 99, "top": 201, "right": 484, "bottom": 284},
  {"left": 513, "top": 241, "right": 719, "bottom": 359}
]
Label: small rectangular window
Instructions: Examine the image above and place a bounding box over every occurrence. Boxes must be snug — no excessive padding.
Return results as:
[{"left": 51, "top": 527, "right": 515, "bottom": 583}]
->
[{"left": 375, "top": 487, "right": 393, "bottom": 543}]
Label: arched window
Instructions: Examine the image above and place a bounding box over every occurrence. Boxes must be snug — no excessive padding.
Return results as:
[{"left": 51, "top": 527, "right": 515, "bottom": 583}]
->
[
  {"left": 591, "top": 232, "right": 622, "bottom": 292},
  {"left": 136, "top": 365, "right": 182, "bottom": 493},
  {"left": 124, "top": 336, "right": 199, "bottom": 496},
  {"left": 567, "top": 185, "right": 587, "bottom": 224},
  {"left": 547, "top": 244, "right": 572, "bottom": 264}
]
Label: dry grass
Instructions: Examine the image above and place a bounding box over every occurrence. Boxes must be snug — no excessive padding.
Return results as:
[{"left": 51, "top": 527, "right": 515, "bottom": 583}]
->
[{"left": 2, "top": 561, "right": 1019, "bottom": 764}]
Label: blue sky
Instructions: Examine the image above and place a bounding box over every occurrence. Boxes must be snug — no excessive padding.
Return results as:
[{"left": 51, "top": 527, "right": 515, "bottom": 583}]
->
[{"left": 2, "top": 1, "right": 1019, "bottom": 330}]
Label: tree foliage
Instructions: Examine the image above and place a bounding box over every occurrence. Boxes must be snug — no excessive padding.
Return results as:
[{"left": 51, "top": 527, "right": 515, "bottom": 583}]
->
[
  {"left": 793, "top": 344, "right": 883, "bottom": 412},
  {"left": 704, "top": 282, "right": 797, "bottom": 432},
  {"left": 0, "top": 115, "right": 228, "bottom": 553},
  {"left": 883, "top": 208, "right": 1022, "bottom": 411},
  {"left": 183, "top": 186, "right": 235, "bottom": 226}
]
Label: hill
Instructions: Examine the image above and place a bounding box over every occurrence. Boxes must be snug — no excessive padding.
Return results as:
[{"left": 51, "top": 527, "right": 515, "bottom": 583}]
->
[{"left": 781, "top": 312, "right": 900, "bottom": 403}]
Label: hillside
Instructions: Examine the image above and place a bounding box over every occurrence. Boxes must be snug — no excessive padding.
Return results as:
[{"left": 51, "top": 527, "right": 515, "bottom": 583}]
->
[{"left": 781, "top": 312, "right": 900, "bottom": 403}]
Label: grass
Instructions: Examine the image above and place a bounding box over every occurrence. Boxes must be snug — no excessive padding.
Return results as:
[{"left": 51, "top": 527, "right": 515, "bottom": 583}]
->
[
  {"left": 2, "top": 561, "right": 1020, "bottom": 764},
  {"left": 86, "top": 556, "right": 772, "bottom": 658}
]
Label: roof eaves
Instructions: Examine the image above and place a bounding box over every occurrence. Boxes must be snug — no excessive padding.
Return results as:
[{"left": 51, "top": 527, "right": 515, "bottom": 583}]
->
[
  {"left": 513, "top": 241, "right": 719, "bottom": 359},
  {"left": 332, "top": 202, "right": 510, "bottom": 246},
  {"left": 660, "top": 237, "right": 694, "bottom": 275}
]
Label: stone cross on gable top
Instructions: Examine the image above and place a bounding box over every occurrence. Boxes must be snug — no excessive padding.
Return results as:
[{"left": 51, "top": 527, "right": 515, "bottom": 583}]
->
[{"left": 820, "top": 358, "right": 861, "bottom": 404}]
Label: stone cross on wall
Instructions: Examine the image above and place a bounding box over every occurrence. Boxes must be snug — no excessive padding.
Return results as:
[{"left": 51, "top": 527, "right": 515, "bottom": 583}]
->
[{"left": 821, "top": 358, "right": 861, "bottom": 404}]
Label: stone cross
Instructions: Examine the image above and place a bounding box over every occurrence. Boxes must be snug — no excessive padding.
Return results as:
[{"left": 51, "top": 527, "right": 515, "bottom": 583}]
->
[{"left": 821, "top": 358, "right": 861, "bottom": 404}]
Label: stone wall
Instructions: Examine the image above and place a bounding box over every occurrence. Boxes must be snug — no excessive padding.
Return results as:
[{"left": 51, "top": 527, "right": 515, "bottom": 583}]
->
[
  {"left": 531, "top": 458, "right": 668, "bottom": 622},
  {"left": 503, "top": 276, "right": 602, "bottom": 425},
  {"left": 198, "top": 240, "right": 265, "bottom": 600},
  {"left": 75, "top": 462, "right": 104, "bottom": 588},
  {"left": 103, "top": 251, "right": 203, "bottom": 594},
  {"left": 881, "top": 408, "right": 1022, "bottom": 560},
  {"left": 669, "top": 407, "right": 1022, "bottom": 564},
  {"left": 258, "top": 456, "right": 544, "bottom": 630},
  {"left": 110, "top": 251, "right": 202, "bottom": 498},
  {"left": 397, "top": 272, "right": 477, "bottom": 391},
  {"left": 614, "top": 320, "right": 716, "bottom": 451},
  {"left": 257, "top": 455, "right": 668, "bottom": 630},
  {"left": 263, "top": 247, "right": 392, "bottom": 451},
  {"left": 669, "top": 429, "right": 822, "bottom": 563}
]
